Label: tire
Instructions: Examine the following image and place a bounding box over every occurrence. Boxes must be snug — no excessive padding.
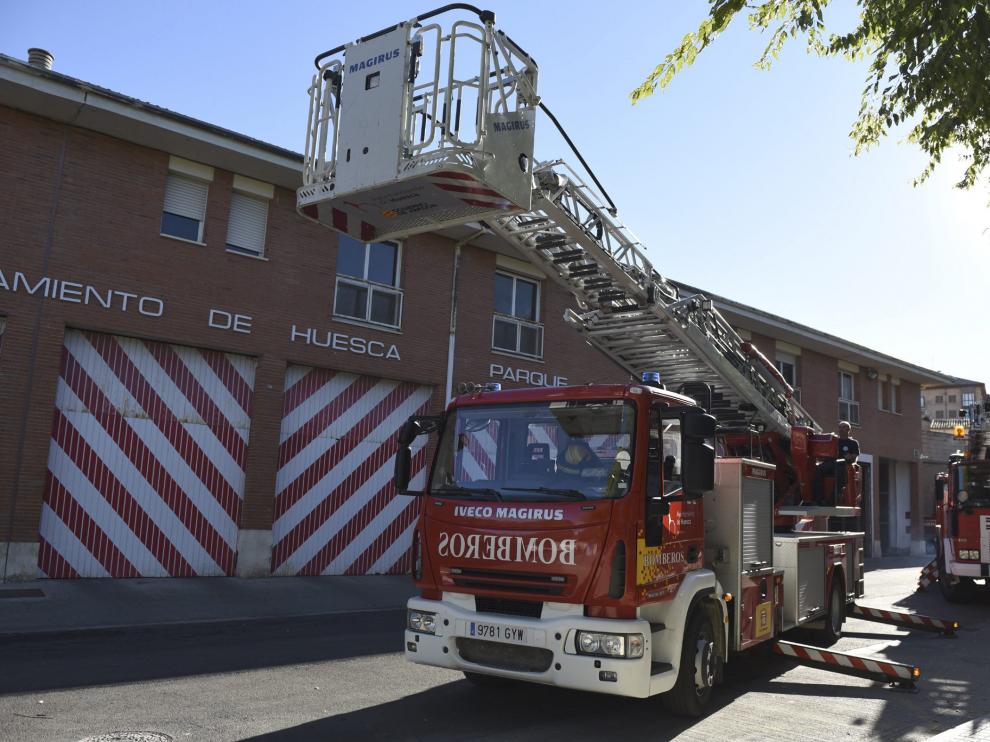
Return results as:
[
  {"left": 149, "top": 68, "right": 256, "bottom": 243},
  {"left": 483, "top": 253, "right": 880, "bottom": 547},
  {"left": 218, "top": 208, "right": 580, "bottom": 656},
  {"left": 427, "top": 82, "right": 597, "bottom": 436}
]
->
[
  {"left": 938, "top": 551, "right": 977, "bottom": 603},
  {"left": 662, "top": 609, "right": 718, "bottom": 718},
  {"left": 817, "top": 578, "right": 845, "bottom": 646}
]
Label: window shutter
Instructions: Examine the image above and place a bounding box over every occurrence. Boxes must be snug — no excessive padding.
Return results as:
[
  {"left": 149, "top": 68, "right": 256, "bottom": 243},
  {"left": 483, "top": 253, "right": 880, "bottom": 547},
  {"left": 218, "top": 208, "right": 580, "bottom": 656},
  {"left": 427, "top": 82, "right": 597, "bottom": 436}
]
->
[
  {"left": 163, "top": 174, "right": 208, "bottom": 220},
  {"left": 226, "top": 192, "right": 269, "bottom": 255}
]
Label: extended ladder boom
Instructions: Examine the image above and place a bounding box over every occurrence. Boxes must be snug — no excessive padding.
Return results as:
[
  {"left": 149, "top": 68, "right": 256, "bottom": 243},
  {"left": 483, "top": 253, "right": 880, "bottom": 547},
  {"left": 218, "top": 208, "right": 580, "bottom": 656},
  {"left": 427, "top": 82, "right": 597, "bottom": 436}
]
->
[
  {"left": 487, "top": 161, "right": 818, "bottom": 436},
  {"left": 296, "top": 6, "right": 818, "bottom": 437}
]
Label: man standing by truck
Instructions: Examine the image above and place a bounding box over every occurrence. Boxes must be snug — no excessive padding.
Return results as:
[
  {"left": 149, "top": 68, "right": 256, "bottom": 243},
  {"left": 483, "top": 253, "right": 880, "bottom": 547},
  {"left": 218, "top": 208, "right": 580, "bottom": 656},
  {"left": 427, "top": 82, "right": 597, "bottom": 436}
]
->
[{"left": 813, "top": 420, "right": 859, "bottom": 505}]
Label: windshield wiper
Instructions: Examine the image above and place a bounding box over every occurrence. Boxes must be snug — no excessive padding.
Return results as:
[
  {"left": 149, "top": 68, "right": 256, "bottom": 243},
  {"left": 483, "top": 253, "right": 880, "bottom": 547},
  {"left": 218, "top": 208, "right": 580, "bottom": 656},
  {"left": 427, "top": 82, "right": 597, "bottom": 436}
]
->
[
  {"left": 503, "top": 486, "right": 587, "bottom": 500},
  {"left": 432, "top": 486, "right": 504, "bottom": 501}
]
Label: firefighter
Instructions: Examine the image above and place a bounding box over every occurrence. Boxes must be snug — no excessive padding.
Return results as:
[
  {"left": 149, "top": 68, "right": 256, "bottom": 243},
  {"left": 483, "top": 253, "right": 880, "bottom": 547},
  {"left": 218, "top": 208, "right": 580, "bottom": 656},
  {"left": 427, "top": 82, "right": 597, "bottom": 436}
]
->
[
  {"left": 812, "top": 420, "right": 859, "bottom": 505},
  {"left": 557, "top": 439, "right": 606, "bottom": 480}
]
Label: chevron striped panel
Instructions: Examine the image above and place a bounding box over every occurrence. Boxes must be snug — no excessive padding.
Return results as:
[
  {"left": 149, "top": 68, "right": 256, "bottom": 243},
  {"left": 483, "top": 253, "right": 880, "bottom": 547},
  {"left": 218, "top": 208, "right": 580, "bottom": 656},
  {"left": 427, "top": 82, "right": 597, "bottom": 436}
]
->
[
  {"left": 38, "top": 329, "right": 257, "bottom": 578},
  {"left": 271, "top": 365, "right": 433, "bottom": 576}
]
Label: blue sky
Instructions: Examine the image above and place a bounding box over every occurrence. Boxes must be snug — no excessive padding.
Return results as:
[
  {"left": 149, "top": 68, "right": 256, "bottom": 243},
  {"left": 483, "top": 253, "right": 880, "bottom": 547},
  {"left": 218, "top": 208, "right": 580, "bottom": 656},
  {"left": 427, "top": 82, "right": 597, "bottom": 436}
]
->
[{"left": 3, "top": 1, "right": 987, "bottom": 383}]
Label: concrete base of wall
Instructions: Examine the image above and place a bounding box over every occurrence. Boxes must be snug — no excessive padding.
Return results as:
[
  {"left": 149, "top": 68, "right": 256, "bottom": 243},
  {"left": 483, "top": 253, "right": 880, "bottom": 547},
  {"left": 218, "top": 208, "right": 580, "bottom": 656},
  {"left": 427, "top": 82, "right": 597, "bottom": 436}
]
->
[
  {"left": 0, "top": 542, "right": 40, "bottom": 581},
  {"left": 235, "top": 530, "right": 273, "bottom": 578},
  {"left": 872, "top": 539, "right": 883, "bottom": 559}
]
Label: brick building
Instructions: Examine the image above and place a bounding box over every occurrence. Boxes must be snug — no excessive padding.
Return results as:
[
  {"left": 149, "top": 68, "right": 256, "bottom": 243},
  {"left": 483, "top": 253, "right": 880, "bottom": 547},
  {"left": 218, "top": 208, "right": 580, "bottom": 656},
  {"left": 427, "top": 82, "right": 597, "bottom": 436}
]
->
[
  {"left": 0, "top": 53, "right": 625, "bottom": 580},
  {"left": 0, "top": 51, "right": 953, "bottom": 580},
  {"left": 922, "top": 380, "right": 987, "bottom": 422}
]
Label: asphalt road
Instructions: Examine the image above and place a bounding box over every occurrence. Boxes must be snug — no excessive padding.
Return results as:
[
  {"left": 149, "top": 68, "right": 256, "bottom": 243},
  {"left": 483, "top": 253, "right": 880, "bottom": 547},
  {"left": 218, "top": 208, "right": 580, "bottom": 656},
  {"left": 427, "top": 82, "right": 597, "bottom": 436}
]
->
[{"left": 2, "top": 561, "right": 988, "bottom": 742}]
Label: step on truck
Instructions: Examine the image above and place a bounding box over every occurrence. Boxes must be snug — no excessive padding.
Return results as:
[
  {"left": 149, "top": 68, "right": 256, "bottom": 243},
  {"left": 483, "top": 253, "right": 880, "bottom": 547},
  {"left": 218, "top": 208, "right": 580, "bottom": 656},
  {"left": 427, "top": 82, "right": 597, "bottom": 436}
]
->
[{"left": 297, "top": 4, "right": 934, "bottom": 716}]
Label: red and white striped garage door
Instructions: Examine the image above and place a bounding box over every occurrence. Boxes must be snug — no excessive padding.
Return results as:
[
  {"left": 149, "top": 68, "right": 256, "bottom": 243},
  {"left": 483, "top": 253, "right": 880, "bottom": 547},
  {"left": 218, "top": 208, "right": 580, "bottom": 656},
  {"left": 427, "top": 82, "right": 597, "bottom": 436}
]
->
[
  {"left": 38, "top": 329, "right": 256, "bottom": 578},
  {"left": 272, "top": 366, "right": 433, "bottom": 576}
]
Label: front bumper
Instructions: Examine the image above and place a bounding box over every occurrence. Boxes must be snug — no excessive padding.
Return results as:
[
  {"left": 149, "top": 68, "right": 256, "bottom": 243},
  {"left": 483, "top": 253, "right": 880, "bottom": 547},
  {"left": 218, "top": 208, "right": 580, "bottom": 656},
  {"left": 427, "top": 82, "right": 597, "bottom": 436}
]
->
[{"left": 404, "top": 596, "right": 661, "bottom": 698}]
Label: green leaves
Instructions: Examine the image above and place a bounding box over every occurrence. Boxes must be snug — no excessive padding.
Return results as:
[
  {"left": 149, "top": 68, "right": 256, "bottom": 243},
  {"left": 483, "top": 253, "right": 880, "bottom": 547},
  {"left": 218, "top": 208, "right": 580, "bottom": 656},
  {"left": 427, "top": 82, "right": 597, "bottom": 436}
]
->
[{"left": 633, "top": 0, "right": 990, "bottom": 189}]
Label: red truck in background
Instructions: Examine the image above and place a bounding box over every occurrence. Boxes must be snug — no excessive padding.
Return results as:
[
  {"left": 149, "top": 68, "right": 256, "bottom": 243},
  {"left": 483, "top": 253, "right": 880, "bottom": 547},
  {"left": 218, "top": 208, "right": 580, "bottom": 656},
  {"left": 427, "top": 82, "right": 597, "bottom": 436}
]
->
[{"left": 933, "top": 425, "right": 990, "bottom": 602}]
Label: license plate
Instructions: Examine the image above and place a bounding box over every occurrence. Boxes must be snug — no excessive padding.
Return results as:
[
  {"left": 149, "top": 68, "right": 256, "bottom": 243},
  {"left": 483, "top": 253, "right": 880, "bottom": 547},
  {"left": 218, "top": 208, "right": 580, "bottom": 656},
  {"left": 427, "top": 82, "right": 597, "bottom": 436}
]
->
[{"left": 469, "top": 621, "right": 526, "bottom": 643}]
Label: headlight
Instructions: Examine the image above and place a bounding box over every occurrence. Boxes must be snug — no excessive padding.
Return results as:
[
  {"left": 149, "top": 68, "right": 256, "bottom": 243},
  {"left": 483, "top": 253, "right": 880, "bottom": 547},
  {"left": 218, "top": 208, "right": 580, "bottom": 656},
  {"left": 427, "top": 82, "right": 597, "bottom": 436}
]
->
[
  {"left": 959, "top": 549, "right": 980, "bottom": 560},
  {"left": 958, "top": 490, "right": 970, "bottom": 503},
  {"left": 575, "top": 631, "right": 645, "bottom": 659},
  {"left": 408, "top": 610, "right": 437, "bottom": 634}
]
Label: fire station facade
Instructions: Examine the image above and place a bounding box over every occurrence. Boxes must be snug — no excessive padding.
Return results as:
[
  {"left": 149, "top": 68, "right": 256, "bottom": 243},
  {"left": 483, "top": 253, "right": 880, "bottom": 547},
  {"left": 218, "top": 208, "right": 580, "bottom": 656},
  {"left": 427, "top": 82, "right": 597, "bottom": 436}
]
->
[{"left": 0, "top": 54, "right": 951, "bottom": 581}]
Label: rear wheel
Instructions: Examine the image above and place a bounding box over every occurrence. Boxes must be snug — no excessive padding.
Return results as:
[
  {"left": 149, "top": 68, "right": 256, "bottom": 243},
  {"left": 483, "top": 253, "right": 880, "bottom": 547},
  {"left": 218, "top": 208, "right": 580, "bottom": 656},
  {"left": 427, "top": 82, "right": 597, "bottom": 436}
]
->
[
  {"left": 817, "top": 578, "right": 845, "bottom": 646},
  {"left": 662, "top": 609, "right": 717, "bottom": 718}
]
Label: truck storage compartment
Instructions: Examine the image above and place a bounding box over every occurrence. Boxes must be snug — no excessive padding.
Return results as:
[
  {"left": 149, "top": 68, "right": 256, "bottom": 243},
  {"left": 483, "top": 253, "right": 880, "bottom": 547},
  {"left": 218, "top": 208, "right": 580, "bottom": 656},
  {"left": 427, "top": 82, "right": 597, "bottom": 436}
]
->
[
  {"left": 703, "top": 459, "right": 776, "bottom": 650},
  {"left": 774, "top": 536, "right": 826, "bottom": 628}
]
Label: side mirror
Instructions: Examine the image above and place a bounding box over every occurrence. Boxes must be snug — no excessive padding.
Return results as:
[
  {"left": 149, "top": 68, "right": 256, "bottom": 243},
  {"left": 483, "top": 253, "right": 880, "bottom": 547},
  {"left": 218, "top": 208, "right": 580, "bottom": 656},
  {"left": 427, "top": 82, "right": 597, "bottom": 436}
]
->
[
  {"left": 682, "top": 412, "right": 716, "bottom": 498},
  {"left": 394, "top": 415, "right": 441, "bottom": 495},
  {"left": 394, "top": 446, "right": 413, "bottom": 494}
]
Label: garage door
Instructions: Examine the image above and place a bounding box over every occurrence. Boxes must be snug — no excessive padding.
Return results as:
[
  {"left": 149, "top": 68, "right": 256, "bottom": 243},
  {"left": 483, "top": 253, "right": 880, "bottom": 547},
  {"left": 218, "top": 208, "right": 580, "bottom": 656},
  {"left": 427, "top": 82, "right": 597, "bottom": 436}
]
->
[
  {"left": 38, "top": 329, "right": 256, "bottom": 578},
  {"left": 272, "top": 365, "right": 433, "bottom": 576}
]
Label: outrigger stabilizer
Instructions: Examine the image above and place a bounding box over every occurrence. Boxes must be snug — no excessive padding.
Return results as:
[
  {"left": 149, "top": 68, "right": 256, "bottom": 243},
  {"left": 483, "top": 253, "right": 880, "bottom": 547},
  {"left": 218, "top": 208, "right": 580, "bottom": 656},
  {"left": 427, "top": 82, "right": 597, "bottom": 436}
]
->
[
  {"left": 772, "top": 640, "right": 921, "bottom": 689},
  {"left": 849, "top": 603, "right": 959, "bottom": 637},
  {"left": 917, "top": 558, "right": 939, "bottom": 591}
]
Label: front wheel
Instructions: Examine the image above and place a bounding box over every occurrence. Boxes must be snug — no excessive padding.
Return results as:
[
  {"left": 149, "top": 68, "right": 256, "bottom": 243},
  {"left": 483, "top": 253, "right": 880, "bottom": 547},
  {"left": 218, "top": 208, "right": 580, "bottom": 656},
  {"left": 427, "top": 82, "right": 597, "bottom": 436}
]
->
[
  {"left": 662, "top": 609, "right": 718, "bottom": 718},
  {"left": 938, "top": 551, "right": 977, "bottom": 603}
]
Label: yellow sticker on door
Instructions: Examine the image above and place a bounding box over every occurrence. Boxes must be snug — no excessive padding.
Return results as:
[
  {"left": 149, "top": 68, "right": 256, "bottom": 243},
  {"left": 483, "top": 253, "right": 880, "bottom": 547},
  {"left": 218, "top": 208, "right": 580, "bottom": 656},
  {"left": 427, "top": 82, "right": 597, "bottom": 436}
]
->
[{"left": 755, "top": 601, "right": 773, "bottom": 639}]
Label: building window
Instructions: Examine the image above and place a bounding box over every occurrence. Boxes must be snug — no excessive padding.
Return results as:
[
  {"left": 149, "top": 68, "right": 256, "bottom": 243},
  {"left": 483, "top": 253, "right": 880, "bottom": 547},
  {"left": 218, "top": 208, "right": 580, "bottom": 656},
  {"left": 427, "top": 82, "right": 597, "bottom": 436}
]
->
[
  {"left": 775, "top": 352, "right": 800, "bottom": 401},
  {"left": 962, "top": 392, "right": 975, "bottom": 407},
  {"left": 333, "top": 234, "right": 402, "bottom": 328},
  {"left": 891, "top": 383, "right": 901, "bottom": 414},
  {"left": 878, "top": 380, "right": 889, "bottom": 411},
  {"left": 935, "top": 410, "right": 945, "bottom": 420},
  {"left": 838, "top": 370, "right": 860, "bottom": 425},
  {"left": 935, "top": 394, "right": 944, "bottom": 404},
  {"left": 948, "top": 394, "right": 957, "bottom": 403},
  {"left": 225, "top": 176, "right": 272, "bottom": 257},
  {"left": 161, "top": 173, "right": 209, "bottom": 242},
  {"left": 492, "top": 272, "right": 543, "bottom": 358}
]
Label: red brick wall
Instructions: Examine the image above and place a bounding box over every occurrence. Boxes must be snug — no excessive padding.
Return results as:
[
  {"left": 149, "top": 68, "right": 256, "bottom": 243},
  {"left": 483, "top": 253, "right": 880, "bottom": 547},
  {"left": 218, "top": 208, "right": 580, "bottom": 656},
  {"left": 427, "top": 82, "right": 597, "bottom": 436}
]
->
[{"left": 0, "top": 105, "right": 626, "bottom": 543}]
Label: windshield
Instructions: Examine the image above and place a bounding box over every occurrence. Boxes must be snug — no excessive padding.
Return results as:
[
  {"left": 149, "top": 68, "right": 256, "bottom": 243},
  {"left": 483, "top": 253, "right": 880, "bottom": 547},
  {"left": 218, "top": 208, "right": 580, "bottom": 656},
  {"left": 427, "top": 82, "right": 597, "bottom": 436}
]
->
[
  {"left": 430, "top": 400, "right": 636, "bottom": 501},
  {"left": 958, "top": 463, "right": 990, "bottom": 507}
]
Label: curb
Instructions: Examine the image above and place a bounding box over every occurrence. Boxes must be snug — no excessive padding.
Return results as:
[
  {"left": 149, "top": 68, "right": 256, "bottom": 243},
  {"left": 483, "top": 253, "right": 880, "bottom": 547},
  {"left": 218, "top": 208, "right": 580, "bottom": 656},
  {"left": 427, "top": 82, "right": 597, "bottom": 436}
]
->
[{"left": 0, "top": 606, "right": 407, "bottom": 643}]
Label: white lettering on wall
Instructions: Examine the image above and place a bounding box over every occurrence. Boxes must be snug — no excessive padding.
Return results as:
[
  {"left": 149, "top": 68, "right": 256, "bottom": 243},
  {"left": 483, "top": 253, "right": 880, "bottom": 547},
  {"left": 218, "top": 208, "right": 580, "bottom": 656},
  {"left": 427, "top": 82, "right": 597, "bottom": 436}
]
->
[
  {"left": 489, "top": 363, "right": 567, "bottom": 387},
  {"left": 0, "top": 268, "right": 166, "bottom": 318},
  {"left": 291, "top": 324, "right": 401, "bottom": 361},
  {"left": 208, "top": 308, "right": 252, "bottom": 334}
]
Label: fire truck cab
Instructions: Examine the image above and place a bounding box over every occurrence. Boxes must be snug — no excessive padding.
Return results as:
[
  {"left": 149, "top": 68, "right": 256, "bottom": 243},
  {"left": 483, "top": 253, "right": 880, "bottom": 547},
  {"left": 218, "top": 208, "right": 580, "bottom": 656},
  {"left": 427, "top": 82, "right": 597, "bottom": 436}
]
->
[
  {"left": 396, "top": 380, "right": 863, "bottom": 716},
  {"left": 934, "top": 449, "right": 990, "bottom": 602}
]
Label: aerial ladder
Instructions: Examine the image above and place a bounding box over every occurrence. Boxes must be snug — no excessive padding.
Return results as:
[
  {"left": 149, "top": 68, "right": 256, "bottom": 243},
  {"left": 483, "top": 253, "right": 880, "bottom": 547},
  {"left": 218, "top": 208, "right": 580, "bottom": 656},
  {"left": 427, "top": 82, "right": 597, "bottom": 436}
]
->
[
  {"left": 298, "top": 5, "right": 813, "bottom": 437},
  {"left": 297, "top": 2, "right": 958, "bottom": 701}
]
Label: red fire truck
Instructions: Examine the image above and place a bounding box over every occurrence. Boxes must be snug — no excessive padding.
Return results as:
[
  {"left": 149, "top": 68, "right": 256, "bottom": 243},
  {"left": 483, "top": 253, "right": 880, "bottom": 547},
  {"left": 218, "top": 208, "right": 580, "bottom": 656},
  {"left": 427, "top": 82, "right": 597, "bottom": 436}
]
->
[
  {"left": 931, "top": 424, "right": 990, "bottom": 602},
  {"left": 298, "top": 4, "right": 935, "bottom": 716}
]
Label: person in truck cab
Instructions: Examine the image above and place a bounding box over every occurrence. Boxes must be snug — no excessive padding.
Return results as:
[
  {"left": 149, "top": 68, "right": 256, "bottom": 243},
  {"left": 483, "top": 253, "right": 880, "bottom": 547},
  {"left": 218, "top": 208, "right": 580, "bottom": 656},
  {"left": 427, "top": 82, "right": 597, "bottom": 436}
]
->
[
  {"left": 556, "top": 439, "right": 607, "bottom": 479},
  {"left": 812, "top": 420, "right": 859, "bottom": 505}
]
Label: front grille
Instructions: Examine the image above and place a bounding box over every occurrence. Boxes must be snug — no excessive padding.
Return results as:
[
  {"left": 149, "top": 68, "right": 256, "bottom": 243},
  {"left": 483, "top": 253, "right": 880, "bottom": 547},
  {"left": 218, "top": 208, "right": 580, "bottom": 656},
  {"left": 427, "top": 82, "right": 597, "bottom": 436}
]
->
[
  {"left": 451, "top": 566, "right": 567, "bottom": 596},
  {"left": 456, "top": 638, "right": 553, "bottom": 673},
  {"left": 475, "top": 596, "right": 543, "bottom": 618}
]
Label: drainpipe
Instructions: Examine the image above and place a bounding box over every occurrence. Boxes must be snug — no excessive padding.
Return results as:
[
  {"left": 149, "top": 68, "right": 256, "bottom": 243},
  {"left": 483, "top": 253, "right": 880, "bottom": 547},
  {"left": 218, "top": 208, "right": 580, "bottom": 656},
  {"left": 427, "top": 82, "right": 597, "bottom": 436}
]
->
[{"left": 445, "top": 227, "right": 489, "bottom": 406}]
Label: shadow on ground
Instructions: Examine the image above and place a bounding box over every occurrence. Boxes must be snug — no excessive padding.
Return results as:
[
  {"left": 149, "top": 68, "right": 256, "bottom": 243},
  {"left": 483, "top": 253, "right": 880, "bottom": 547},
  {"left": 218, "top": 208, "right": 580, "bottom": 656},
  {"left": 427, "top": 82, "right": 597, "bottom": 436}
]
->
[
  {"left": 0, "top": 610, "right": 405, "bottom": 695},
  {"left": 241, "top": 647, "right": 912, "bottom": 742}
]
